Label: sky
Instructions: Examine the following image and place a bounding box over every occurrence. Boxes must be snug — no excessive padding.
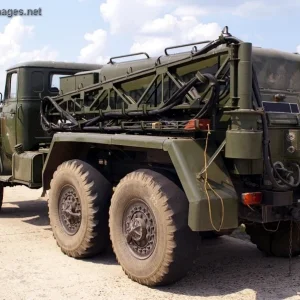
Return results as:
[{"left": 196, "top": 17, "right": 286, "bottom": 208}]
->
[{"left": 0, "top": 0, "right": 300, "bottom": 92}]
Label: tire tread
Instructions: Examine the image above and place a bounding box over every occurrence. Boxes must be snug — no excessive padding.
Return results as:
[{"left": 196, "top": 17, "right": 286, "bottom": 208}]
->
[
  {"left": 109, "top": 169, "right": 197, "bottom": 286},
  {"left": 49, "top": 159, "right": 111, "bottom": 258}
]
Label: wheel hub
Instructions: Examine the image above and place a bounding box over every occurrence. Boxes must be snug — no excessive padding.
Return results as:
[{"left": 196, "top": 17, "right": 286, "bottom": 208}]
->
[
  {"left": 123, "top": 200, "right": 156, "bottom": 259},
  {"left": 58, "top": 185, "right": 82, "bottom": 235}
]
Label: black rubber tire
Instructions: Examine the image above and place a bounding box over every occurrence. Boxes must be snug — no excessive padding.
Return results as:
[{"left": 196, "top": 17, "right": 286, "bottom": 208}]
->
[
  {"left": 109, "top": 169, "right": 198, "bottom": 286},
  {"left": 246, "top": 221, "right": 300, "bottom": 257},
  {"left": 0, "top": 183, "right": 3, "bottom": 212},
  {"left": 48, "top": 159, "right": 112, "bottom": 258}
]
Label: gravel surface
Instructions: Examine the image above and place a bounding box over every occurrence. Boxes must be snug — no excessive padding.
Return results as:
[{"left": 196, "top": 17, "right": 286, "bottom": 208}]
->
[{"left": 1, "top": 186, "right": 300, "bottom": 300}]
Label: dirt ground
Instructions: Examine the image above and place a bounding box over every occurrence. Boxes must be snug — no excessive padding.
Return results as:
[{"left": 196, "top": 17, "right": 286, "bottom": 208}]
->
[{"left": 1, "top": 186, "right": 300, "bottom": 300}]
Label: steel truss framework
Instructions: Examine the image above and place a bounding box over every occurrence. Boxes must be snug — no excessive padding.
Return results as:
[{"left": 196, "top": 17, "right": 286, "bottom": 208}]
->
[{"left": 41, "top": 41, "right": 237, "bottom": 134}]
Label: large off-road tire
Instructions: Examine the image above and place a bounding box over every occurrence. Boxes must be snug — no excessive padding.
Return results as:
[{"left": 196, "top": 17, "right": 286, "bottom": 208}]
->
[
  {"left": 246, "top": 221, "right": 300, "bottom": 257},
  {"left": 48, "top": 159, "right": 112, "bottom": 258},
  {"left": 109, "top": 169, "right": 198, "bottom": 286},
  {"left": 0, "top": 183, "right": 3, "bottom": 212}
]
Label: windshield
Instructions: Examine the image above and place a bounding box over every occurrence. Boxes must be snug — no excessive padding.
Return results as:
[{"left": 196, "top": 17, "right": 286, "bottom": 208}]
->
[{"left": 253, "top": 50, "right": 300, "bottom": 92}]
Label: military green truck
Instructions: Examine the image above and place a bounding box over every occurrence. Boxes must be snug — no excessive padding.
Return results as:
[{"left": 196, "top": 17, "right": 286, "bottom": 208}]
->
[{"left": 1, "top": 27, "right": 300, "bottom": 286}]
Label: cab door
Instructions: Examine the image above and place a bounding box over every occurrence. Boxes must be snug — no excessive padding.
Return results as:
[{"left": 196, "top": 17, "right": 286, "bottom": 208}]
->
[{"left": 1, "top": 70, "right": 19, "bottom": 159}]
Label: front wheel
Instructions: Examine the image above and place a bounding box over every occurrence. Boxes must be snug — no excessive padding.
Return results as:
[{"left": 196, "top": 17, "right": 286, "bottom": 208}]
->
[{"left": 109, "top": 169, "right": 198, "bottom": 286}]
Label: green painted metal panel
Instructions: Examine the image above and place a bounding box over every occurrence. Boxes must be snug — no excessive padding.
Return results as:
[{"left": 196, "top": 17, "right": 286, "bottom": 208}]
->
[
  {"left": 13, "top": 151, "right": 43, "bottom": 185},
  {"left": 50, "top": 132, "right": 171, "bottom": 149},
  {"left": 164, "top": 138, "right": 238, "bottom": 231},
  {"left": 43, "top": 133, "right": 238, "bottom": 231}
]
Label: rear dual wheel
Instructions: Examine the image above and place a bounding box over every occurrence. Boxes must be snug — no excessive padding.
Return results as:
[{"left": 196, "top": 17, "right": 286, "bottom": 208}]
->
[
  {"left": 246, "top": 221, "right": 300, "bottom": 257},
  {"left": 109, "top": 169, "right": 198, "bottom": 286}
]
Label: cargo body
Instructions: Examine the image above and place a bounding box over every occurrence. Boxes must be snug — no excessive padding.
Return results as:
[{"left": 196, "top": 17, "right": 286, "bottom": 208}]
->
[{"left": 1, "top": 27, "right": 300, "bottom": 286}]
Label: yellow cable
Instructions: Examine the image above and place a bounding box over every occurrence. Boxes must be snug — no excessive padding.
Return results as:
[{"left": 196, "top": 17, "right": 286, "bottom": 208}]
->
[{"left": 203, "top": 123, "right": 225, "bottom": 232}]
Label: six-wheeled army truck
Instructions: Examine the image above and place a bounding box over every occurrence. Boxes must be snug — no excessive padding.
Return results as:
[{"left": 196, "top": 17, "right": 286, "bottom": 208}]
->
[{"left": 1, "top": 27, "right": 300, "bottom": 286}]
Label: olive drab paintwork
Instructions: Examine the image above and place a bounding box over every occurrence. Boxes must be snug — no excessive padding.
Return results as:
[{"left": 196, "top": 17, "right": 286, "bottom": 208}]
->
[
  {"left": 42, "top": 132, "right": 238, "bottom": 230},
  {"left": 0, "top": 61, "right": 102, "bottom": 175},
  {"left": 1, "top": 28, "right": 300, "bottom": 233},
  {"left": 225, "top": 43, "right": 263, "bottom": 164}
]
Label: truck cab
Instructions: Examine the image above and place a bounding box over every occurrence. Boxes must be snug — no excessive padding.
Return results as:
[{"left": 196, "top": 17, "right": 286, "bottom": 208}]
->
[{"left": 0, "top": 61, "right": 102, "bottom": 176}]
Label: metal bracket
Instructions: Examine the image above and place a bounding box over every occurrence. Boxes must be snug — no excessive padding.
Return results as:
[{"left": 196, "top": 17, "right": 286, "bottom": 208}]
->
[
  {"left": 229, "top": 44, "right": 239, "bottom": 61},
  {"left": 221, "top": 26, "right": 232, "bottom": 37},
  {"left": 197, "top": 139, "right": 226, "bottom": 177},
  {"left": 17, "top": 104, "right": 22, "bottom": 121}
]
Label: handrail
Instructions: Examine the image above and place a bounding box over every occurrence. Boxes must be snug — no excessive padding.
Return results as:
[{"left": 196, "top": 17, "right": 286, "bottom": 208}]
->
[
  {"left": 164, "top": 40, "right": 211, "bottom": 56},
  {"left": 109, "top": 52, "right": 150, "bottom": 64}
]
